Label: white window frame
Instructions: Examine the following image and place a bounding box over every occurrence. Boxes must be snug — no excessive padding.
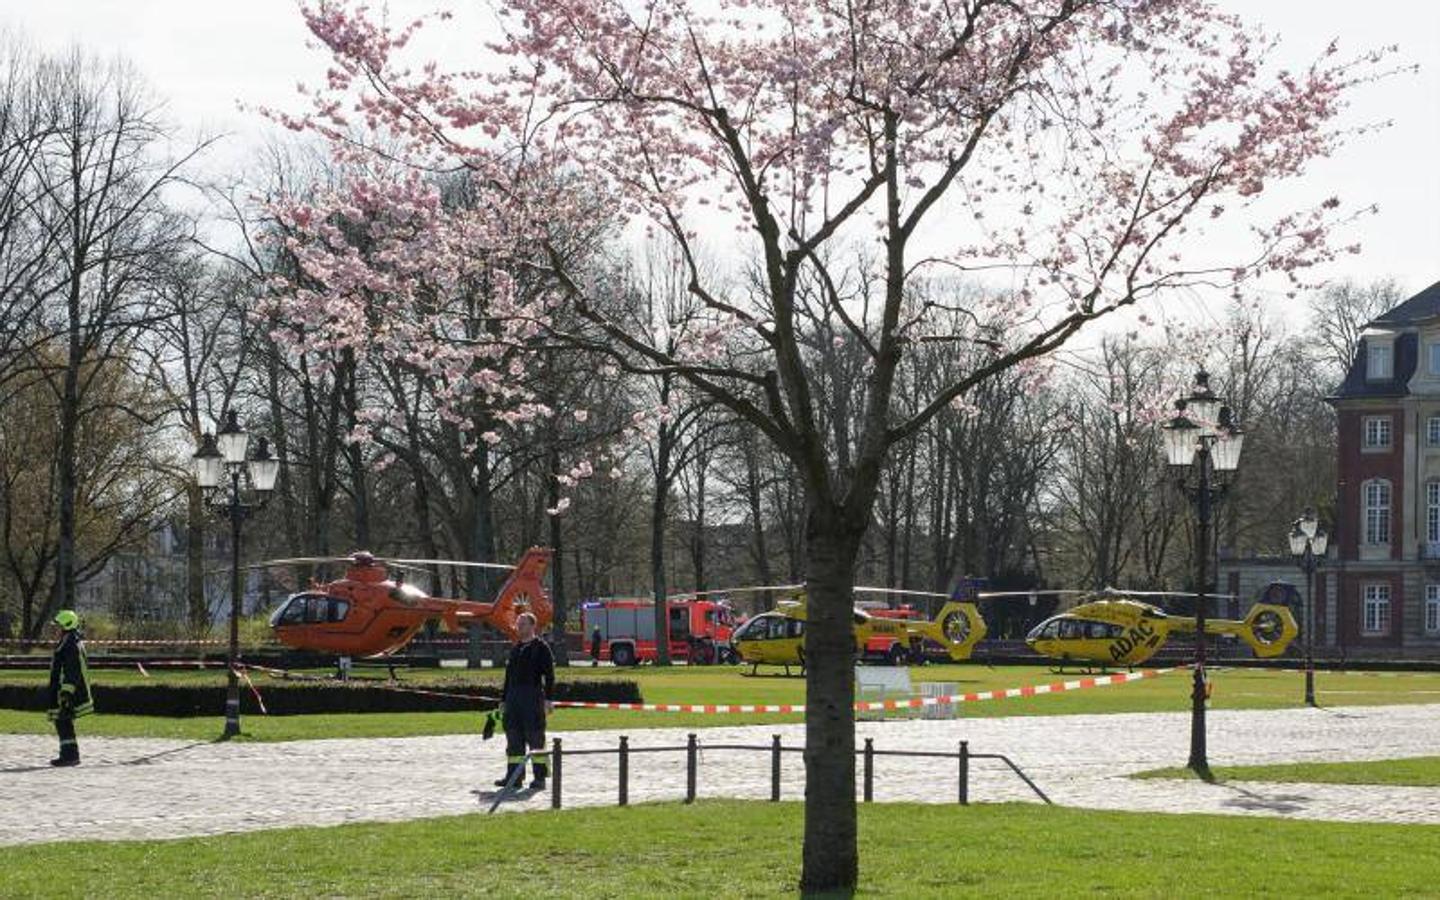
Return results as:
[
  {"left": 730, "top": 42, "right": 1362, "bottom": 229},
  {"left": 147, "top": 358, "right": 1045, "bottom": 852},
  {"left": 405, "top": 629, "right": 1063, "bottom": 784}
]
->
[
  {"left": 1363, "top": 479, "right": 1392, "bottom": 545},
  {"left": 1362, "top": 583, "right": 1391, "bottom": 635},
  {"left": 1362, "top": 416, "right": 1392, "bottom": 450},
  {"left": 1428, "top": 482, "right": 1440, "bottom": 546},
  {"left": 1368, "top": 343, "right": 1393, "bottom": 380},
  {"left": 1426, "top": 585, "right": 1440, "bottom": 635},
  {"left": 1429, "top": 416, "right": 1440, "bottom": 447}
]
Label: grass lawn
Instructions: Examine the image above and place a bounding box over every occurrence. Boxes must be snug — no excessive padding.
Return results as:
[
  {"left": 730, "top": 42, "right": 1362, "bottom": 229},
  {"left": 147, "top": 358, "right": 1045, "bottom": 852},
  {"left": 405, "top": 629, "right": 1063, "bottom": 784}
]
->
[
  {"left": 3, "top": 664, "right": 1439, "bottom": 743},
  {"left": 1135, "top": 755, "right": 1440, "bottom": 787},
  {"left": 2, "top": 800, "right": 1437, "bottom": 898}
]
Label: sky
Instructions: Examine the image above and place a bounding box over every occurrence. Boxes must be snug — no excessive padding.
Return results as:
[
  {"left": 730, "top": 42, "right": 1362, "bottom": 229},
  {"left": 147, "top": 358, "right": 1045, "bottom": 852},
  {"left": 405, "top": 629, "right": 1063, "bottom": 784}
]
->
[{"left": 3, "top": 1, "right": 1437, "bottom": 313}]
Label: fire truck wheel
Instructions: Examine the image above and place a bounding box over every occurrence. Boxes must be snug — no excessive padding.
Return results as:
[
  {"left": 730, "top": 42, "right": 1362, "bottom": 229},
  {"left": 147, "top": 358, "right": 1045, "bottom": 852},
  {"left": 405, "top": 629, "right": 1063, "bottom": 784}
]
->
[
  {"left": 611, "top": 643, "right": 637, "bottom": 667},
  {"left": 718, "top": 646, "right": 739, "bottom": 665},
  {"left": 885, "top": 643, "right": 908, "bottom": 667},
  {"left": 694, "top": 640, "right": 716, "bottom": 665}
]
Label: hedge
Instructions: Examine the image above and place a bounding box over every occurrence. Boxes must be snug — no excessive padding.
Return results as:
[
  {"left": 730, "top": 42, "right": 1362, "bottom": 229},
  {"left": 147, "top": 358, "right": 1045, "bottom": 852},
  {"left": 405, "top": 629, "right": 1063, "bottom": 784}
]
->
[{"left": 0, "top": 678, "right": 641, "bottom": 717}]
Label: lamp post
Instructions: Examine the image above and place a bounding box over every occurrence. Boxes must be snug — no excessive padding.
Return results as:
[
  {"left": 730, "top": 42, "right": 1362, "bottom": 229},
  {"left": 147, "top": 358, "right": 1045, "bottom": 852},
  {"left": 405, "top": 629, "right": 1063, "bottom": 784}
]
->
[
  {"left": 191, "top": 410, "right": 279, "bottom": 738},
  {"left": 1161, "top": 370, "right": 1244, "bottom": 777},
  {"left": 1288, "top": 509, "right": 1328, "bottom": 707}
]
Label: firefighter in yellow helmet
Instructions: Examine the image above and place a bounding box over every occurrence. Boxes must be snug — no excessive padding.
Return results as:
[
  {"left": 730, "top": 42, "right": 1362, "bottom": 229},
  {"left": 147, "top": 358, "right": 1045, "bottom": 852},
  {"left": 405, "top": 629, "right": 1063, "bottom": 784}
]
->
[{"left": 47, "top": 610, "right": 93, "bottom": 766}]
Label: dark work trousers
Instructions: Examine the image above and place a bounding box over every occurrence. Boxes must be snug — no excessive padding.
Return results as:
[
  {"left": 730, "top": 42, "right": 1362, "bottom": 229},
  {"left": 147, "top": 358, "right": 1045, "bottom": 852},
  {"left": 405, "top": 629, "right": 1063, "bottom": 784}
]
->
[
  {"left": 503, "top": 688, "right": 548, "bottom": 777},
  {"left": 55, "top": 714, "right": 78, "bottom": 761}
]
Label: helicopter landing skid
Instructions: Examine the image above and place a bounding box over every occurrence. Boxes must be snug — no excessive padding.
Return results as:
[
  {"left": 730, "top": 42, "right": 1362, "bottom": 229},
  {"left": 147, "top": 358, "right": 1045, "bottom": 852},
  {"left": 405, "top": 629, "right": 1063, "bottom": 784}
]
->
[{"left": 1049, "top": 663, "right": 1113, "bottom": 676}]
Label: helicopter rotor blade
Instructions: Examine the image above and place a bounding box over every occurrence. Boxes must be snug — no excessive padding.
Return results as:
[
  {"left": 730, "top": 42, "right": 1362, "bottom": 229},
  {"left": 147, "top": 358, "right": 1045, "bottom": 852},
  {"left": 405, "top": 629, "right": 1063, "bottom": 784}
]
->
[
  {"left": 383, "top": 558, "right": 517, "bottom": 571},
  {"left": 238, "top": 557, "right": 359, "bottom": 570},
  {"left": 1088, "top": 588, "right": 1239, "bottom": 599},
  {"left": 668, "top": 584, "right": 802, "bottom": 598}
]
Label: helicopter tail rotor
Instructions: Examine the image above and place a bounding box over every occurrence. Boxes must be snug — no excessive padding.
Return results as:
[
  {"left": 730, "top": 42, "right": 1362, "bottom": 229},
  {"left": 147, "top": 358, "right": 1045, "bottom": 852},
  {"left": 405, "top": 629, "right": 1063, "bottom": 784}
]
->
[
  {"left": 1206, "top": 602, "right": 1299, "bottom": 658},
  {"left": 1235, "top": 602, "right": 1300, "bottom": 658},
  {"left": 910, "top": 601, "right": 988, "bottom": 661},
  {"left": 484, "top": 547, "right": 554, "bottom": 639}
]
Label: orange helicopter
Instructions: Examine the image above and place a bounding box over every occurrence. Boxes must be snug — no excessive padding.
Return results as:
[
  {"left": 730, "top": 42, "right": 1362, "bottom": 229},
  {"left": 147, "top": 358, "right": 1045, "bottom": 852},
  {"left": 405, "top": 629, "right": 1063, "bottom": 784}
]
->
[{"left": 256, "top": 547, "right": 552, "bottom": 659}]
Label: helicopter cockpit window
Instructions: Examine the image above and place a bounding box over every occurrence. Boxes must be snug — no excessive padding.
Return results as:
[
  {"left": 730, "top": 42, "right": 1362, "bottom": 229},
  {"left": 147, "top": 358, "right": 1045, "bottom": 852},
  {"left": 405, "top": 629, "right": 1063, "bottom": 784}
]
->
[
  {"left": 1058, "top": 619, "right": 1086, "bottom": 640},
  {"left": 304, "top": 597, "right": 327, "bottom": 624},
  {"left": 274, "top": 596, "right": 307, "bottom": 626},
  {"left": 735, "top": 617, "right": 767, "bottom": 642},
  {"left": 1086, "top": 621, "right": 1115, "bottom": 639}
]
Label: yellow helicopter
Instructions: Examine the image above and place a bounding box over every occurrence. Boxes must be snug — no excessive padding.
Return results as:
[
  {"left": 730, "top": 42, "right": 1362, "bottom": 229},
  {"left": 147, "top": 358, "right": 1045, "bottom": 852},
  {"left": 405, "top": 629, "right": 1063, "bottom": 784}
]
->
[
  {"left": 730, "top": 587, "right": 987, "bottom": 675},
  {"left": 1025, "top": 589, "right": 1299, "bottom": 672}
]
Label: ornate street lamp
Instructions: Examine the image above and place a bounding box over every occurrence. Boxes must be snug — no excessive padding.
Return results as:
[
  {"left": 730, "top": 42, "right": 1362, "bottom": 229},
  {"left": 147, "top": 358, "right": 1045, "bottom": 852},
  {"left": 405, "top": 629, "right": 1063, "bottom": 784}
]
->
[
  {"left": 1288, "top": 509, "right": 1328, "bottom": 707},
  {"left": 1161, "top": 370, "right": 1244, "bottom": 777},
  {"left": 191, "top": 410, "right": 280, "bottom": 738}
]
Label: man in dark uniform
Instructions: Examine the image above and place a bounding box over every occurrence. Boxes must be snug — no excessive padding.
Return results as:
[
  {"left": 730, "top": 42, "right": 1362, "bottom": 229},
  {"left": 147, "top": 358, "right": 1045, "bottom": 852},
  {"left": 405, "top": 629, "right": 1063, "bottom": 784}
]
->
[
  {"left": 47, "top": 610, "right": 93, "bottom": 767},
  {"left": 590, "top": 624, "right": 602, "bottom": 666},
  {"left": 496, "top": 611, "right": 555, "bottom": 790}
]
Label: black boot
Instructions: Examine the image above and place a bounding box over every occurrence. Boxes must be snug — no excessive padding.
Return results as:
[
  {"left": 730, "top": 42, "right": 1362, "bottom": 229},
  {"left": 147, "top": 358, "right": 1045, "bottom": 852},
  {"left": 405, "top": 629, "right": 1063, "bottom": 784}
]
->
[
  {"left": 530, "top": 762, "right": 548, "bottom": 790},
  {"left": 49, "top": 756, "right": 79, "bottom": 767},
  {"left": 494, "top": 763, "right": 521, "bottom": 788}
]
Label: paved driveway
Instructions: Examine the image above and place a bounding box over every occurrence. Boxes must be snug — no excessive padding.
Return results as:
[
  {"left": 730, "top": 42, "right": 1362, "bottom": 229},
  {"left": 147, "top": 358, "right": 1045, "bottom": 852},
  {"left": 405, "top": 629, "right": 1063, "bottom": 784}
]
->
[{"left": 2, "top": 703, "right": 1437, "bottom": 846}]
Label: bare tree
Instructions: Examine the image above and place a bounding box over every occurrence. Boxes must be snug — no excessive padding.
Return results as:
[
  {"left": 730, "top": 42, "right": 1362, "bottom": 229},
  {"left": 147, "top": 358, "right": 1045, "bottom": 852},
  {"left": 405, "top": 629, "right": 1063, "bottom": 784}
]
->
[{"left": 1310, "top": 278, "right": 1406, "bottom": 378}]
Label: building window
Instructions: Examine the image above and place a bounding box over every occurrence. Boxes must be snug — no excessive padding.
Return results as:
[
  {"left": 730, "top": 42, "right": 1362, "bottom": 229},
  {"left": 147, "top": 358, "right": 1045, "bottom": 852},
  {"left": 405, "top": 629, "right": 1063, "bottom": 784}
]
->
[
  {"left": 1429, "top": 416, "right": 1440, "bottom": 447},
  {"left": 1429, "top": 482, "right": 1440, "bottom": 546},
  {"left": 1368, "top": 343, "right": 1392, "bottom": 380},
  {"left": 1430, "top": 344, "right": 1440, "bottom": 376},
  {"left": 1426, "top": 585, "right": 1440, "bottom": 635},
  {"left": 1363, "top": 480, "right": 1391, "bottom": 545},
  {"left": 1363, "top": 416, "right": 1392, "bottom": 450},
  {"left": 1362, "top": 584, "right": 1391, "bottom": 635}
]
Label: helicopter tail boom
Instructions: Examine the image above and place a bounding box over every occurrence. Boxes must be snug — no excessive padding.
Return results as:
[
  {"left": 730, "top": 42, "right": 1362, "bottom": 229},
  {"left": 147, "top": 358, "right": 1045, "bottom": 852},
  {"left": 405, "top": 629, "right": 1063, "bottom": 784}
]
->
[{"left": 1202, "top": 602, "right": 1300, "bottom": 658}]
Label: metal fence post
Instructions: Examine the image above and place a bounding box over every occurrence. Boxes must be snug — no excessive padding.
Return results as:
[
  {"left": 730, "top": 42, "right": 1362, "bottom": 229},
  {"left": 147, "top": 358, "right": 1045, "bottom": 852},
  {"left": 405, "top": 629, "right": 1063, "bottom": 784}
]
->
[
  {"left": 959, "top": 740, "right": 969, "bottom": 806},
  {"left": 619, "top": 735, "right": 629, "bottom": 807},
  {"left": 551, "top": 737, "right": 562, "bottom": 810},
  {"left": 771, "top": 734, "right": 781, "bottom": 802},
  {"left": 863, "top": 737, "right": 874, "bottom": 803},
  {"left": 686, "top": 733, "right": 698, "bottom": 804}
]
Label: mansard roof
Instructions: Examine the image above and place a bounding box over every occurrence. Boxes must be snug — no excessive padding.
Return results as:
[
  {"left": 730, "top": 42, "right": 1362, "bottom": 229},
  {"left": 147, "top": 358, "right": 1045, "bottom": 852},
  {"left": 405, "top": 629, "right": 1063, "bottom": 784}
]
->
[
  {"left": 1331, "top": 331, "right": 1415, "bottom": 401},
  {"left": 1330, "top": 281, "right": 1440, "bottom": 403},
  {"left": 1369, "top": 280, "right": 1440, "bottom": 328}
]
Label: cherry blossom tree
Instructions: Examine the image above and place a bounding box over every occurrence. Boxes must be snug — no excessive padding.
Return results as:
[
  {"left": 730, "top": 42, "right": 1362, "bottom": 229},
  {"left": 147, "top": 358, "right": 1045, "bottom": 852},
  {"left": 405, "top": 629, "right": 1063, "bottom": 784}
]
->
[{"left": 277, "top": 1, "right": 1390, "bottom": 889}]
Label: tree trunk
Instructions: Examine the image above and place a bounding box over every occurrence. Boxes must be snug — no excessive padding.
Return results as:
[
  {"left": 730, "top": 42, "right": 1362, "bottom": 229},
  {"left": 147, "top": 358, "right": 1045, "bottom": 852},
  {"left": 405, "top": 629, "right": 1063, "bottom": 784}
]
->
[
  {"left": 467, "top": 443, "right": 497, "bottom": 599},
  {"left": 651, "top": 420, "right": 672, "bottom": 665},
  {"left": 691, "top": 444, "right": 707, "bottom": 593},
  {"left": 186, "top": 483, "right": 207, "bottom": 633},
  {"left": 744, "top": 436, "right": 774, "bottom": 609},
  {"left": 800, "top": 505, "right": 863, "bottom": 893},
  {"left": 548, "top": 446, "right": 569, "bottom": 666},
  {"left": 343, "top": 353, "right": 371, "bottom": 548}
]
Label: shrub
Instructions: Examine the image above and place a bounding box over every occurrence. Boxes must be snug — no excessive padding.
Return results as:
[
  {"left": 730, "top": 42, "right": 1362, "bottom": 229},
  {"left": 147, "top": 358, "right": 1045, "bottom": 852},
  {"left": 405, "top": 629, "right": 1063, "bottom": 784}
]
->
[{"left": 0, "top": 678, "right": 641, "bottom": 717}]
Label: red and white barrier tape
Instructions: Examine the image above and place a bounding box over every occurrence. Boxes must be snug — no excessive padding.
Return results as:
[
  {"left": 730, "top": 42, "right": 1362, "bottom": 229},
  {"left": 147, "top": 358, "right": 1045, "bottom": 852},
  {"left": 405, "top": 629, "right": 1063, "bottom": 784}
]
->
[
  {"left": 1, "top": 638, "right": 241, "bottom": 647},
  {"left": 552, "top": 668, "right": 1175, "bottom": 714},
  {"left": 233, "top": 666, "right": 268, "bottom": 715}
]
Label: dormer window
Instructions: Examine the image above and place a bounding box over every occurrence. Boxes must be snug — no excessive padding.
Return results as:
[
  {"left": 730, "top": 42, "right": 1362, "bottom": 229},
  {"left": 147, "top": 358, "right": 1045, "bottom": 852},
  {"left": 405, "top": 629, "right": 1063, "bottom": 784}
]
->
[
  {"left": 1429, "top": 343, "right": 1440, "bottom": 376},
  {"left": 1367, "top": 342, "right": 1392, "bottom": 380}
]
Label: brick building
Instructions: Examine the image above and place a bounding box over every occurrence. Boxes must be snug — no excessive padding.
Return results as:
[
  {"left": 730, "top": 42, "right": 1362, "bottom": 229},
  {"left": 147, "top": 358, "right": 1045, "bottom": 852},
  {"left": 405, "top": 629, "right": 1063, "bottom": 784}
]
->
[{"left": 1323, "top": 280, "right": 1440, "bottom": 657}]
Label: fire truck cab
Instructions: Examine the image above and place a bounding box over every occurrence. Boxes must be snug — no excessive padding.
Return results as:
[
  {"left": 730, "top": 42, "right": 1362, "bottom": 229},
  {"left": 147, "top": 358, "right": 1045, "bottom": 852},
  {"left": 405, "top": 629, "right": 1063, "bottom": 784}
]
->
[
  {"left": 581, "top": 598, "right": 739, "bottom": 666},
  {"left": 858, "top": 602, "right": 927, "bottom": 664}
]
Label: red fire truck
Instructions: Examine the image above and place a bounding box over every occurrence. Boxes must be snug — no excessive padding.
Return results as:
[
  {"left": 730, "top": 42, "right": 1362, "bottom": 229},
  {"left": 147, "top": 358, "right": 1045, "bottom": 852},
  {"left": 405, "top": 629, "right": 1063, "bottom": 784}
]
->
[
  {"left": 859, "top": 602, "right": 928, "bottom": 664},
  {"left": 581, "top": 597, "right": 740, "bottom": 666}
]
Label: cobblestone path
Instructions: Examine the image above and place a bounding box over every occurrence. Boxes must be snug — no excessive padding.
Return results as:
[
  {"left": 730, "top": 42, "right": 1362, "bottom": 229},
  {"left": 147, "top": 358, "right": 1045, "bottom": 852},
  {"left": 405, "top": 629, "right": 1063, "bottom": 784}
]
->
[{"left": 2, "top": 703, "right": 1437, "bottom": 846}]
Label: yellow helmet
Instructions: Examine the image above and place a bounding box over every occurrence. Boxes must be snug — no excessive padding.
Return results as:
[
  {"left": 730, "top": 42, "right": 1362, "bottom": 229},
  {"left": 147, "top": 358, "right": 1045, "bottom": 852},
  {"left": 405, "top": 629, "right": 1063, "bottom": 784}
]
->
[{"left": 53, "top": 610, "right": 79, "bottom": 630}]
